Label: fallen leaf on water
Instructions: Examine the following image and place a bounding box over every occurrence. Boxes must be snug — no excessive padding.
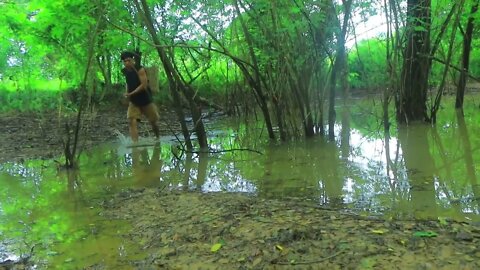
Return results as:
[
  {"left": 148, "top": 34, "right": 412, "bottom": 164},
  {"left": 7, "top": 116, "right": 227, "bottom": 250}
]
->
[
  {"left": 211, "top": 243, "right": 222, "bottom": 252},
  {"left": 413, "top": 231, "right": 438, "bottom": 238}
]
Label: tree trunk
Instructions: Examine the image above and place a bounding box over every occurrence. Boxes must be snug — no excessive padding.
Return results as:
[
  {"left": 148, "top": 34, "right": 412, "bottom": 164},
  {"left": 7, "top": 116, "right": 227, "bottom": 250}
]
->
[
  {"left": 233, "top": 0, "right": 276, "bottom": 140},
  {"left": 430, "top": 1, "right": 464, "bottom": 123},
  {"left": 136, "top": 0, "right": 208, "bottom": 150},
  {"left": 272, "top": 98, "right": 287, "bottom": 141},
  {"left": 398, "top": 0, "right": 431, "bottom": 124},
  {"left": 328, "top": 0, "right": 351, "bottom": 140},
  {"left": 97, "top": 51, "right": 113, "bottom": 99},
  {"left": 285, "top": 56, "right": 315, "bottom": 138},
  {"left": 456, "top": 1, "right": 478, "bottom": 109}
]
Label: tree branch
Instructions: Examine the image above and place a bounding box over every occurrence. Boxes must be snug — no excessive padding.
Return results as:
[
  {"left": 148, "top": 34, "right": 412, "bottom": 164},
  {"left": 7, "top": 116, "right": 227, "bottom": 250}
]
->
[
  {"left": 105, "top": 18, "right": 253, "bottom": 68},
  {"left": 432, "top": 57, "right": 480, "bottom": 83}
]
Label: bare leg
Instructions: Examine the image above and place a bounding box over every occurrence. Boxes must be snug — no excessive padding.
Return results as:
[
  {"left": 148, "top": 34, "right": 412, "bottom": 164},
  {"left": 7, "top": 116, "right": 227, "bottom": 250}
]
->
[
  {"left": 150, "top": 120, "right": 160, "bottom": 139},
  {"left": 129, "top": 118, "right": 139, "bottom": 142}
]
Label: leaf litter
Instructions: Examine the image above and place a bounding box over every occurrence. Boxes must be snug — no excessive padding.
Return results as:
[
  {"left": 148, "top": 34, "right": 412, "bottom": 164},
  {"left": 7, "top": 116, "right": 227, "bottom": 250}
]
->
[{"left": 97, "top": 188, "right": 480, "bottom": 269}]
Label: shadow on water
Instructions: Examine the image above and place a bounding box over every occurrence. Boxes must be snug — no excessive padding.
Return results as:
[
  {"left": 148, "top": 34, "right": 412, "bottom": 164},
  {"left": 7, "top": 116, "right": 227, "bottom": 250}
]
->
[{"left": 1, "top": 98, "right": 480, "bottom": 267}]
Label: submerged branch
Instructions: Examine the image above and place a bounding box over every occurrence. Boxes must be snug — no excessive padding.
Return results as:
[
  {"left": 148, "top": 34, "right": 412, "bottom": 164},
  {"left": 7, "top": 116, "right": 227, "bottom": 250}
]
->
[
  {"left": 179, "top": 146, "right": 263, "bottom": 155},
  {"left": 432, "top": 57, "right": 480, "bottom": 83}
]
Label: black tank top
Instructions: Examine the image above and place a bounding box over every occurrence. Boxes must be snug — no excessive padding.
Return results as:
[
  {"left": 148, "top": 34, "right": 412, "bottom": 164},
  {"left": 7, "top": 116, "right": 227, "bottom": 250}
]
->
[{"left": 123, "top": 66, "right": 152, "bottom": 106}]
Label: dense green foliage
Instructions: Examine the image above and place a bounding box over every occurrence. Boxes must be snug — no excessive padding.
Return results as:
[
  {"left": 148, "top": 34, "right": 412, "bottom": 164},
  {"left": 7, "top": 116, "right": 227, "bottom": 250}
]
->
[
  {"left": 0, "top": 0, "right": 479, "bottom": 132},
  {"left": 348, "top": 38, "right": 388, "bottom": 90}
]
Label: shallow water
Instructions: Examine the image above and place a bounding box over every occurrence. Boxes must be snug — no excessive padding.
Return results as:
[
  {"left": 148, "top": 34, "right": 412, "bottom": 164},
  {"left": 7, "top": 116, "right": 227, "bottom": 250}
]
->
[{"left": 1, "top": 97, "right": 480, "bottom": 267}]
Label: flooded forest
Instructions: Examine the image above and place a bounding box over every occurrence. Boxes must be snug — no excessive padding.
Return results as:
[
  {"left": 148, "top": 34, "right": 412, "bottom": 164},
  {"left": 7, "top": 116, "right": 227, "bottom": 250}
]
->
[{"left": 1, "top": 0, "right": 480, "bottom": 269}]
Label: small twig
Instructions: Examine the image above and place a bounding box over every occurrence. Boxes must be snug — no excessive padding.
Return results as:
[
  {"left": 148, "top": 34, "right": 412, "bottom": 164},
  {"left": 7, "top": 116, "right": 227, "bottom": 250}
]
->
[
  {"left": 272, "top": 249, "right": 344, "bottom": 265},
  {"left": 179, "top": 146, "right": 263, "bottom": 155},
  {"left": 164, "top": 121, "right": 187, "bottom": 151}
]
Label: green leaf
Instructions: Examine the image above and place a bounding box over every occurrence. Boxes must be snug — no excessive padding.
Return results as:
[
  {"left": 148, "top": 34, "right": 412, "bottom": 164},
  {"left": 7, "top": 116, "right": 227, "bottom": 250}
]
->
[
  {"left": 438, "top": 217, "right": 448, "bottom": 226},
  {"left": 414, "top": 25, "right": 427, "bottom": 32},
  {"left": 413, "top": 231, "right": 438, "bottom": 238},
  {"left": 211, "top": 243, "right": 222, "bottom": 252},
  {"left": 290, "top": 7, "right": 301, "bottom": 14}
]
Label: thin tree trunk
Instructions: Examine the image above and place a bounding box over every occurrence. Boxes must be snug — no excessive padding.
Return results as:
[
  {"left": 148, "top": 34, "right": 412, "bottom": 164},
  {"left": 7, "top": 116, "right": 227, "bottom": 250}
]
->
[
  {"left": 456, "top": 1, "right": 478, "bottom": 109},
  {"left": 233, "top": 0, "right": 275, "bottom": 140},
  {"left": 136, "top": 0, "right": 209, "bottom": 150},
  {"left": 292, "top": 0, "right": 328, "bottom": 136},
  {"left": 383, "top": 0, "right": 402, "bottom": 131},
  {"left": 285, "top": 55, "right": 315, "bottom": 137},
  {"left": 431, "top": 1, "right": 464, "bottom": 123},
  {"left": 96, "top": 54, "right": 112, "bottom": 99},
  {"left": 65, "top": 4, "right": 105, "bottom": 168},
  {"left": 327, "top": 0, "right": 351, "bottom": 140}
]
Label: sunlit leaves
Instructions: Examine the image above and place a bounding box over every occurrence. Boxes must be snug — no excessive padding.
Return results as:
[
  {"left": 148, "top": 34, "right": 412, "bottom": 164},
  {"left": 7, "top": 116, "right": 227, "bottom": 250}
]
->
[
  {"left": 348, "top": 38, "right": 388, "bottom": 89},
  {"left": 210, "top": 242, "right": 222, "bottom": 252},
  {"left": 371, "top": 229, "right": 387, "bottom": 234}
]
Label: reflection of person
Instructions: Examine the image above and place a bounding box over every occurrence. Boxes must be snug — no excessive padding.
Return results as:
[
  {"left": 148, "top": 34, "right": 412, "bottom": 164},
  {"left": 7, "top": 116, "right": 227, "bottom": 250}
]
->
[
  {"left": 120, "top": 51, "right": 160, "bottom": 142},
  {"left": 131, "top": 143, "right": 163, "bottom": 187}
]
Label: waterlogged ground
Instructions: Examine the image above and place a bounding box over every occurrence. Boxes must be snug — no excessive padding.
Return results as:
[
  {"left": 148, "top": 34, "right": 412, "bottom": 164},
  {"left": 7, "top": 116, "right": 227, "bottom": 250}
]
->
[
  {"left": 1, "top": 99, "right": 480, "bottom": 269},
  {"left": 100, "top": 189, "right": 480, "bottom": 269}
]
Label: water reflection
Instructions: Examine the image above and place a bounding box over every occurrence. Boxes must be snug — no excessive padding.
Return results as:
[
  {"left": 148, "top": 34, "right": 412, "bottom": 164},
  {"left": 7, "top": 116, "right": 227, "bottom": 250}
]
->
[
  {"left": 130, "top": 142, "right": 163, "bottom": 188},
  {"left": 322, "top": 141, "right": 345, "bottom": 205},
  {"left": 196, "top": 153, "right": 208, "bottom": 190},
  {"left": 397, "top": 125, "right": 438, "bottom": 219},
  {"left": 457, "top": 111, "right": 480, "bottom": 211},
  {"left": 180, "top": 152, "right": 209, "bottom": 191},
  {"left": 182, "top": 153, "right": 194, "bottom": 190},
  {"left": 2, "top": 100, "right": 480, "bottom": 266},
  {"left": 64, "top": 169, "right": 86, "bottom": 212},
  {"left": 2, "top": 115, "right": 480, "bottom": 224}
]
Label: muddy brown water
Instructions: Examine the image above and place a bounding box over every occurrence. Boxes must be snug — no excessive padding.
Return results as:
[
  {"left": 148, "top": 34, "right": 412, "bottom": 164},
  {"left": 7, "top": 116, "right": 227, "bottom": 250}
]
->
[{"left": 1, "top": 100, "right": 480, "bottom": 269}]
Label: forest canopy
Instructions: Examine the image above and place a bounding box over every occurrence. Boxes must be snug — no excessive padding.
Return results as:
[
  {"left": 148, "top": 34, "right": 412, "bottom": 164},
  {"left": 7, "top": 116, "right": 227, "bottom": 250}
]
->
[{"left": 1, "top": 0, "right": 480, "bottom": 136}]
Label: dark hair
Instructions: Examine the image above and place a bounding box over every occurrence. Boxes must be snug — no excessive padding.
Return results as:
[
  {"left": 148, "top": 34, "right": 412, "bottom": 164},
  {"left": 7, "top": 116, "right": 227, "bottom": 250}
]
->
[{"left": 120, "top": 51, "right": 135, "bottom": 60}]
